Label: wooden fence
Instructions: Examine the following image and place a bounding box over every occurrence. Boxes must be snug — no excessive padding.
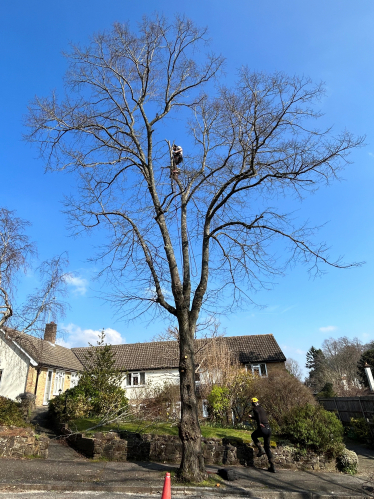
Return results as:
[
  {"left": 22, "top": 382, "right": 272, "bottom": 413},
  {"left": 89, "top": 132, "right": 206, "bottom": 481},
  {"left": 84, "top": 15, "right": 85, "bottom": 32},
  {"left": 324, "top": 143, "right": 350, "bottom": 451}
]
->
[{"left": 319, "top": 396, "right": 374, "bottom": 424}]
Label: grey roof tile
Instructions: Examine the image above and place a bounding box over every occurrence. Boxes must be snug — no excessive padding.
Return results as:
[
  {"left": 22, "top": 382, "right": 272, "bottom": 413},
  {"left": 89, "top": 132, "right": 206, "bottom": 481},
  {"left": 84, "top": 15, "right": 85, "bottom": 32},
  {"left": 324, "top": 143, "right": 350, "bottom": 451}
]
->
[
  {"left": 3, "top": 329, "right": 83, "bottom": 371},
  {"left": 72, "top": 334, "right": 285, "bottom": 371}
]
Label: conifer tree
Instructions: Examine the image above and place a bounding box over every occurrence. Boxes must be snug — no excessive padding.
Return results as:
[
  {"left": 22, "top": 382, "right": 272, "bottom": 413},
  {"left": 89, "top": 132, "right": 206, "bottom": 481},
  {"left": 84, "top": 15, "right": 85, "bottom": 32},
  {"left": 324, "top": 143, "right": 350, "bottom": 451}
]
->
[{"left": 79, "top": 330, "right": 128, "bottom": 415}]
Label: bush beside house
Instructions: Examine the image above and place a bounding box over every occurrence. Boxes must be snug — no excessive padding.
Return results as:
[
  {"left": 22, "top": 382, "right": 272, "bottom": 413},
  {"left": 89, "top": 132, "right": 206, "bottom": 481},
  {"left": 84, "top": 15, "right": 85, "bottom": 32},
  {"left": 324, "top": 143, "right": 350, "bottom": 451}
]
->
[
  {"left": 49, "top": 332, "right": 129, "bottom": 424},
  {"left": 0, "top": 395, "right": 49, "bottom": 458},
  {"left": 0, "top": 396, "right": 28, "bottom": 427}
]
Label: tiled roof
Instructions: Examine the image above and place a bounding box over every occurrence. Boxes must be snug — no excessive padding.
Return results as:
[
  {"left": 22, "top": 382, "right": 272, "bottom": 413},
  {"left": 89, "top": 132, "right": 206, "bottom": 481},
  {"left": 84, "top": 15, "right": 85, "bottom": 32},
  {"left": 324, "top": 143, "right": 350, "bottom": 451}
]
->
[
  {"left": 225, "top": 335, "right": 286, "bottom": 364},
  {"left": 72, "top": 334, "right": 285, "bottom": 371},
  {"left": 3, "top": 329, "right": 83, "bottom": 372}
]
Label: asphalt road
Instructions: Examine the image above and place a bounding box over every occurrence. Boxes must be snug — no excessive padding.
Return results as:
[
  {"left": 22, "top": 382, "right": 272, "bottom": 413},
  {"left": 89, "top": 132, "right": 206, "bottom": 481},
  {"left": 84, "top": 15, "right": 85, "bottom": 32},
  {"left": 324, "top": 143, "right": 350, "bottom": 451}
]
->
[
  {"left": 0, "top": 493, "right": 216, "bottom": 499},
  {"left": 2, "top": 493, "right": 163, "bottom": 499}
]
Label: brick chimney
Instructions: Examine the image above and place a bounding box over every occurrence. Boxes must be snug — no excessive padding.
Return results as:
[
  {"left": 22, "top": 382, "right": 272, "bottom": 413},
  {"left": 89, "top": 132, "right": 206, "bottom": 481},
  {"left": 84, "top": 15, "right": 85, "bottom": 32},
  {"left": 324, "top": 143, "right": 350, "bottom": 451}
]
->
[{"left": 44, "top": 322, "right": 57, "bottom": 344}]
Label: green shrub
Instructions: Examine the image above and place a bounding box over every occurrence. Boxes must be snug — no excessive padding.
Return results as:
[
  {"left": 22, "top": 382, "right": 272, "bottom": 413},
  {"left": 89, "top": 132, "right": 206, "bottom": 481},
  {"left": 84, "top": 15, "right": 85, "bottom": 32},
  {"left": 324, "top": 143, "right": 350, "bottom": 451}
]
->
[
  {"left": 349, "top": 417, "right": 370, "bottom": 441},
  {"left": 336, "top": 448, "right": 358, "bottom": 475},
  {"left": 48, "top": 386, "right": 93, "bottom": 422},
  {"left": 207, "top": 386, "right": 231, "bottom": 423},
  {"left": 49, "top": 383, "right": 128, "bottom": 422},
  {"left": 282, "top": 403, "right": 344, "bottom": 455},
  {"left": 317, "top": 382, "right": 336, "bottom": 398},
  {"left": 0, "top": 396, "right": 27, "bottom": 427},
  {"left": 50, "top": 331, "right": 129, "bottom": 423}
]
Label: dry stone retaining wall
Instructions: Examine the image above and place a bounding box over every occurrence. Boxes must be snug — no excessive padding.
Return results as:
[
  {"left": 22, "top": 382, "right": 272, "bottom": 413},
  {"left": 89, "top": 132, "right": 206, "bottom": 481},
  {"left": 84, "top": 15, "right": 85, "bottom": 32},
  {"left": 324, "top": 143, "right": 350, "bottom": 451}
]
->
[
  {"left": 62, "top": 428, "right": 335, "bottom": 470},
  {"left": 0, "top": 426, "right": 49, "bottom": 458}
]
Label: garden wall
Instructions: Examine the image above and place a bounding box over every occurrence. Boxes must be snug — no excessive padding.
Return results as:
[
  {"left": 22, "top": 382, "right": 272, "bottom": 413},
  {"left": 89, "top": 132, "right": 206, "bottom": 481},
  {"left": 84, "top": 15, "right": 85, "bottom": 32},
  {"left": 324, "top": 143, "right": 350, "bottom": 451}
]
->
[
  {"left": 62, "top": 427, "right": 335, "bottom": 471},
  {"left": 0, "top": 426, "right": 49, "bottom": 458}
]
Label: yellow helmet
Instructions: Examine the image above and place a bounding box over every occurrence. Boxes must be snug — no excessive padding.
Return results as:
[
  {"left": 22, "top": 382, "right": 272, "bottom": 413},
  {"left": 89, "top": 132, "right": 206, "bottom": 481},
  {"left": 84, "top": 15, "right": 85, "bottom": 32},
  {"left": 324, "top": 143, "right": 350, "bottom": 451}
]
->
[{"left": 251, "top": 397, "right": 259, "bottom": 403}]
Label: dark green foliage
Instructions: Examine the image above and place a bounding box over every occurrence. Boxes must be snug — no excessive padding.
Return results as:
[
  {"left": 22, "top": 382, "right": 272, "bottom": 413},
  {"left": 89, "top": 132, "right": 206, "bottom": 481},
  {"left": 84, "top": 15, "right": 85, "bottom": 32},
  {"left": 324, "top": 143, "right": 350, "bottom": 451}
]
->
[
  {"left": 0, "top": 396, "right": 27, "bottom": 427},
  {"left": 317, "top": 382, "right": 336, "bottom": 398},
  {"left": 77, "top": 331, "right": 128, "bottom": 416},
  {"left": 48, "top": 385, "right": 94, "bottom": 422},
  {"left": 282, "top": 403, "right": 344, "bottom": 455},
  {"left": 349, "top": 417, "right": 371, "bottom": 441},
  {"left": 49, "top": 331, "right": 128, "bottom": 422},
  {"left": 305, "top": 346, "right": 327, "bottom": 392},
  {"left": 357, "top": 349, "right": 374, "bottom": 387}
]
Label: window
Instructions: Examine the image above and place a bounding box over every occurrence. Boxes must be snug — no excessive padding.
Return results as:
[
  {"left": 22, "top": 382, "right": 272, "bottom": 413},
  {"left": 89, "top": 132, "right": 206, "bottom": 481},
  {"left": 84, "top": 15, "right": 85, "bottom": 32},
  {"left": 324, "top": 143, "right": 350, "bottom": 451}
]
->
[
  {"left": 195, "top": 372, "right": 201, "bottom": 382},
  {"left": 43, "top": 370, "right": 53, "bottom": 405},
  {"left": 202, "top": 399, "right": 209, "bottom": 418},
  {"left": 247, "top": 363, "right": 267, "bottom": 377},
  {"left": 70, "top": 372, "right": 79, "bottom": 389},
  {"left": 53, "top": 370, "right": 65, "bottom": 395},
  {"left": 126, "top": 372, "right": 146, "bottom": 386},
  {"left": 0, "top": 370, "right": 3, "bottom": 386}
]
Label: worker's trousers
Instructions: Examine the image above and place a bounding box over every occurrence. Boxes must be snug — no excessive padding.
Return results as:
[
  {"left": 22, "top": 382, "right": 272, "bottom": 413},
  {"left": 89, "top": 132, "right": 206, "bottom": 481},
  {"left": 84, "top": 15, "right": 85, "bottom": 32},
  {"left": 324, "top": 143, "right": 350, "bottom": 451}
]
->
[{"left": 251, "top": 425, "right": 273, "bottom": 462}]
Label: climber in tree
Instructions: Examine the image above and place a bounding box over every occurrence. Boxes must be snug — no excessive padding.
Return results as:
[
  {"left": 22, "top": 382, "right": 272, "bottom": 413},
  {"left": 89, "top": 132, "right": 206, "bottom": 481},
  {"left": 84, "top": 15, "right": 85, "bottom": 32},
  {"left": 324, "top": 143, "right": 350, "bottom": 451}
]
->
[{"left": 172, "top": 144, "right": 183, "bottom": 174}]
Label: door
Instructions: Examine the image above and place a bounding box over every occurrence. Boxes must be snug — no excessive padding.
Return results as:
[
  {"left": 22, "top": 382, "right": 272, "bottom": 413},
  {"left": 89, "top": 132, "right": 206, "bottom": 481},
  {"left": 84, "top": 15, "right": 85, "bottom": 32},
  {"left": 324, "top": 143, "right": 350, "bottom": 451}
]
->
[{"left": 43, "top": 370, "right": 53, "bottom": 405}]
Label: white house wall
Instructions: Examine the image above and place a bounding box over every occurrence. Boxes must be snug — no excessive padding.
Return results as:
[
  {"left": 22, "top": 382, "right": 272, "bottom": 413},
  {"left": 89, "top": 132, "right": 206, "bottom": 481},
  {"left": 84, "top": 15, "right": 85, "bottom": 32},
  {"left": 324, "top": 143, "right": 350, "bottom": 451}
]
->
[
  {"left": 123, "top": 368, "right": 179, "bottom": 400},
  {"left": 0, "top": 335, "right": 29, "bottom": 400}
]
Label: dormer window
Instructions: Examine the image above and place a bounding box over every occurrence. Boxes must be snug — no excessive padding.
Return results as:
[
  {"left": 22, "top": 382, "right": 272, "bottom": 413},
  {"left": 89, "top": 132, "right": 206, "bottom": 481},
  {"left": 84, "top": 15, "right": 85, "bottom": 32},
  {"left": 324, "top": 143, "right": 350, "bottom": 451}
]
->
[{"left": 246, "top": 363, "right": 267, "bottom": 377}]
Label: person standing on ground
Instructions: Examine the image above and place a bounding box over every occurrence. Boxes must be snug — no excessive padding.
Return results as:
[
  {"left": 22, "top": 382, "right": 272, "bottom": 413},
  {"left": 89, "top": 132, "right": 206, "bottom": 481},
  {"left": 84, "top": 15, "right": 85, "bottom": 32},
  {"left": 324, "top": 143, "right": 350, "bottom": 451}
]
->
[{"left": 249, "top": 397, "right": 276, "bottom": 473}]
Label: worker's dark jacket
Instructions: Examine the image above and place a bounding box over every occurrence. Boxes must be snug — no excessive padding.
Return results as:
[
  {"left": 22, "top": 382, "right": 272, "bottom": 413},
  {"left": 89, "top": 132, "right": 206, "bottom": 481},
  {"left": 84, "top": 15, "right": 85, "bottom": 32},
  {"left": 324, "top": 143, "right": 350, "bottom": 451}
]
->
[
  {"left": 252, "top": 405, "right": 270, "bottom": 429},
  {"left": 251, "top": 404, "right": 273, "bottom": 462}
]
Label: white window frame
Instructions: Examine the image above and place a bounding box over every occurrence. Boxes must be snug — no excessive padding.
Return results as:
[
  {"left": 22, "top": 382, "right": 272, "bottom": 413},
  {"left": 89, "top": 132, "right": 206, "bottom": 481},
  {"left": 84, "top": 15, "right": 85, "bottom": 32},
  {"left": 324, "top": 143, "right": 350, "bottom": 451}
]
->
[
  {"left": 43, "top": 369, "right": 54, "bottom": 405},
  {"left": 53, "top": 370, "right": 65, "bottom": 395},
  {"left": 246, "top": 363, "right": 267, "bottom": 377},
  {"left": 70, "top": 372, "right": 80, "bottom": 389},
  {"left": 126, "top": 371, "right": 146, "bottom": 386}
]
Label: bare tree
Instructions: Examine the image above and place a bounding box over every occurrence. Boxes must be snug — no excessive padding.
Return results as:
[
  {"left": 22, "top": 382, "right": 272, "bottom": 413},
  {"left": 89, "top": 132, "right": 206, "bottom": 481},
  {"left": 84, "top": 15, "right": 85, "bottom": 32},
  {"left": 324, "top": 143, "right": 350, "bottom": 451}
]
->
[
  {"left": 321, "top": 336, "right": 366, "bottom": 395},
  {"left": 0, "top": 208, "right": 69, "bottom": 340},
  {"left": 285, "top": 357, "right": 303, "bottom": 381},
  {"left": 26, "top": 15, "right": 363, "bottom": 481}
]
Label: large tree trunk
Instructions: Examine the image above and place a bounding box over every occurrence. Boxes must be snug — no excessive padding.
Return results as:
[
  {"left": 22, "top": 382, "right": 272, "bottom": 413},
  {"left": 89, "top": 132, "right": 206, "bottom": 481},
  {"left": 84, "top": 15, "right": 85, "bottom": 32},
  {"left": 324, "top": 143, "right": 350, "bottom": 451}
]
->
[{"left": 177, "top": 314, "right": 207, "bottom": 482}]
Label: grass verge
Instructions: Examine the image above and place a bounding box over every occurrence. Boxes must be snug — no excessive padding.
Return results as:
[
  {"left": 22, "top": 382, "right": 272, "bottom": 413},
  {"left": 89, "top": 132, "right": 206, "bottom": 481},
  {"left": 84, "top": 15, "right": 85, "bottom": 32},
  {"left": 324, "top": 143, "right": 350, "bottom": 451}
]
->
[
  {"left": 162, "top": 470, "right": 226, "bottom": 488},
  {"left": 70, "top": 418, "right": 257, "bottom": 443}
]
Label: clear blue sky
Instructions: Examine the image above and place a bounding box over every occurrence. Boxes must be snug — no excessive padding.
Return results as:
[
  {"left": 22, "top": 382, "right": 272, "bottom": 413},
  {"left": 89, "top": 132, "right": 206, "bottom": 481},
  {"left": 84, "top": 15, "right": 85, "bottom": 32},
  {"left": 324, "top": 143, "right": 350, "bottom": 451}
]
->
[{"left": 1, "top": 0, "right": 373, "bottom": 375}]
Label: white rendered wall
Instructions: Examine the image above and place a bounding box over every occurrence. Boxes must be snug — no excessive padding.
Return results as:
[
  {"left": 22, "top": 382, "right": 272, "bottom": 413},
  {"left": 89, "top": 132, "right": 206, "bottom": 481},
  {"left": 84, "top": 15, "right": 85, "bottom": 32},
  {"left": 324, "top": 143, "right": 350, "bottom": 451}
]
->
[
  {"left": 123, "top": 368, "right": 179, "bottom": 400},
  {"left": 0, "top": 335, "right": 30, "bottom": 400}
]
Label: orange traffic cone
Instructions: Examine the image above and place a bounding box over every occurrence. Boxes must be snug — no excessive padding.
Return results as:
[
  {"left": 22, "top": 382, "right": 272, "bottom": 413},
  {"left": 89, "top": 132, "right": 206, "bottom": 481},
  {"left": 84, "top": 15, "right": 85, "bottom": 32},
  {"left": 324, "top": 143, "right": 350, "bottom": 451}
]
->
[{"left": 161, "top": 472, "right": 171, "bottom": 499}]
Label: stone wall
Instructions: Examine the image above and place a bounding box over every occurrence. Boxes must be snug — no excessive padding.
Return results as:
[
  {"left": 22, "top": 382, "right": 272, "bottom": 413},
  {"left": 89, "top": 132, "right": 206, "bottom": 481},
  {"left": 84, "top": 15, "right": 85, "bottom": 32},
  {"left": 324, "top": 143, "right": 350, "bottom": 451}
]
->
[
  {"left": 261, "top": 444, "right": 336, "bottom": 471},
  {"left": 63, "top": 428, "right": 335, "bottom": 471},
  {"left": 0, "top": 426, "right": 49, "bottom": 458}
]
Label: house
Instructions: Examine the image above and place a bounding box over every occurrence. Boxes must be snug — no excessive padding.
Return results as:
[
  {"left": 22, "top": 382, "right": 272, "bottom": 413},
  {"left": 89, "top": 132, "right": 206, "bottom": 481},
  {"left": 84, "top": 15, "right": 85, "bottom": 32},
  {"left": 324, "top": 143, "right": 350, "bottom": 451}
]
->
[
  {"left": 0, "top": 323, "right": 83, "bottom": 406},
  {"left": 0, "top": 322, "right": 286, "bottom": 406},
  {"left": 73, "top": 334, "right": 287, "bottom": 402}
]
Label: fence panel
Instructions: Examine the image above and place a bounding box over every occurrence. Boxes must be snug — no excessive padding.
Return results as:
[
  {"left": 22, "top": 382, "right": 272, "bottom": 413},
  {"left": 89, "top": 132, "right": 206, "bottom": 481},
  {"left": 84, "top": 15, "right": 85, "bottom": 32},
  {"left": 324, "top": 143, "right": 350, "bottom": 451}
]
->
[{"left": 319, "top": 396, "right": 374, "bottom": 424}]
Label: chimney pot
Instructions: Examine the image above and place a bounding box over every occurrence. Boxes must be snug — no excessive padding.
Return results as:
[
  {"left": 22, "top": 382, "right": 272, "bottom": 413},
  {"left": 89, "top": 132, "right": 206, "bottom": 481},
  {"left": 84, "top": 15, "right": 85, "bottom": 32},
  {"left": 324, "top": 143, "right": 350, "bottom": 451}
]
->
[{"left": 44, "top": 322, "right": 57, "bottom": 344}]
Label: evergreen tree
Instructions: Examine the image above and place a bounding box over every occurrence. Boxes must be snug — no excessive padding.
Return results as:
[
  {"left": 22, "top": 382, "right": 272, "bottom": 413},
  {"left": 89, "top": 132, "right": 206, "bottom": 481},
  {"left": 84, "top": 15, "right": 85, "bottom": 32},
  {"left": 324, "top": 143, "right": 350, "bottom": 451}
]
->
[
  {"left": 79, "top": 330, "right": 128, "bottom": 415},
  {"left": 305, "top": 346, "right": 327, "bottom": 392},
  {"left": 317, "top": 382, "right": 336, "bottom": 398}
]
